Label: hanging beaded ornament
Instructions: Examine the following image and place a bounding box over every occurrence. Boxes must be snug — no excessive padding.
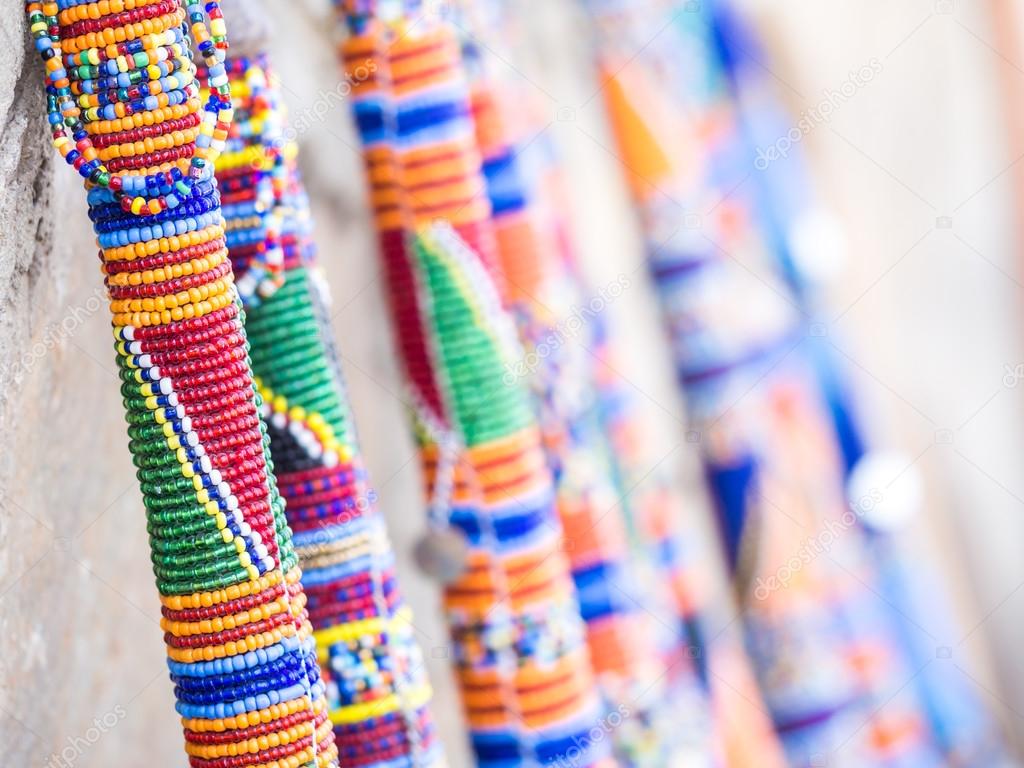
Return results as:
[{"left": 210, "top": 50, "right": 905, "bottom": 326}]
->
[
  {"left": 205, "top": 5, "right": 445, "bottom": 761},
  {"left": 26, "top": 1, "right": 339, "bottom": 765},
  {"left": 453, "top": 5, "right": 721, "bottom": 763},
  {"left": 582, "top": 0, "right": 952, "bottom": 765},
  {"left": 714, "top": 4, "right": 1015, "bottom": 763},
  {"left": 336, "top": 4, "right": 614, "bottom": 764}
]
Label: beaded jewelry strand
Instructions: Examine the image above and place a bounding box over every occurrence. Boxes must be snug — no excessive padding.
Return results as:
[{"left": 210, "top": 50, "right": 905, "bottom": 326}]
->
[
  {"left": 26, "top": 2, "right": 339, "bottom": 766},
  {"left": 335, "top": 4, "right": 612, "bottom": 764},
  {"left": 204, "top": 3, "right": 444, "bottom": 760},
  {"left": 582, "top": 1, "right": 951, "bottom": 765},
  {"left": 452, "top": 5, "right": 722, "bottom": 763}
]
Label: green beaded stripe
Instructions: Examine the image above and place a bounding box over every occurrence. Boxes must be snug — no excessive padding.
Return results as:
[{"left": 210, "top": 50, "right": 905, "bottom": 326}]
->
[
  {"left": 413, "top": 229, "right": 533, "bottom": 446},
  {"left": 245, "top": 267, "right": 355, "bottom": 446}
]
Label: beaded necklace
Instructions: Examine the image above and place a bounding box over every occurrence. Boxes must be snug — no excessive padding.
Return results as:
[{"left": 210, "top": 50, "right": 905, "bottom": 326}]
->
[
  {"left": 204, "top": 7, "right": 444, "bottom": 760},
  {"left": 26, "top": 2, "right": 338, "bottom": 765}
]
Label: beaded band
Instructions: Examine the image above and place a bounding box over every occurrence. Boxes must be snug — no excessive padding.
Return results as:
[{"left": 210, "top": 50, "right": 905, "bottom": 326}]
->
[
  {"left": 205, "top": 17, "right": 445, "bottom": 762},
  {"left": 583, "top": 1, "right": 954, "bottom": 765},
  {"left": 336, "top": 4, "right": 612, "bottom": 764},
  {"left": 27, "top": 2, "right": 339, "bottom": 765}
]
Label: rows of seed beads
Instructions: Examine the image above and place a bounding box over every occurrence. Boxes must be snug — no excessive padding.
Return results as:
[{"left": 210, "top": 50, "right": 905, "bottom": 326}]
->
[
  {"left": 26, "top": 2, "right": 339, "bottom": 766},
  {"left": 462, "top": 18, "right": 784, "bottom": 762},
  {"left": 459, "top": 23, "right": 721, "bottom": 764},
  {"left": 489, "top": 61, "right": 788, "bottom": 766},
  {"left": 582, "top": 1, "right": 949, "bottom": 766},
  {"left": 338, "top": 3, "right": 446, "bottom": 422},
  {"left": 338, "top": 6, "right": 528, "bottom": 762},
  {"left": 720, "top": 7, "right": 1016, "bottom": 763},
  {"left": 336, "top": 4, "right": 612, "bottom": 764},
  {"left": 485, "top": 44, "right": 792, "bottom": 768},
  {"left": 385, "top": 1, "right": 506, "bottom": 299},
  {"left": 209, "top": 43, "right": 445, "bottom": 767},
  {"left": 412, "top": 226, "right": 614, "bottom": 768}
]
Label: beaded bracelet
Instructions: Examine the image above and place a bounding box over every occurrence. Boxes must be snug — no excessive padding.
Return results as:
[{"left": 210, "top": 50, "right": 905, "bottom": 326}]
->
[{"left": 26, "top": 2, "right": 340, "bottom": 766}]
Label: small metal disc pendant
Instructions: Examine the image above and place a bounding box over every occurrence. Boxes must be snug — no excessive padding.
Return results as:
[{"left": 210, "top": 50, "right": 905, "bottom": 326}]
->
[{"left": 414, "top": 526, "right": 470, "bottom": 584}]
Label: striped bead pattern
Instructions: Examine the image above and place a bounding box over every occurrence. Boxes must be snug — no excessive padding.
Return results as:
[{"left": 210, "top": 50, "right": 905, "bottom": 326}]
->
[
  {"left": 210, "top": 45, "right": 444, "bottom": 767},
  {"left": 584, "top": 1, "right": 948, "bottom": 765},
  {"left": 413, "top": 226, "right": 614, "bottom": 767},
  {"left": 27, "top": 1, "right": 339, "bottom": 766},
  {"left": 463, "top": 43, "right": 721, "bottom": 765}
]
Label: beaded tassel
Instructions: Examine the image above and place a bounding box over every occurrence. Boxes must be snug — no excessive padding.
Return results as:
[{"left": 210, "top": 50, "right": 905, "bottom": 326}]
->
[
  {"left": 25, "top": 2, "right": 338, "bottom": 766},
  {"left": 455, "top": 12, "right": 721, "bottom": 764},
  {"left": 206, "top": 7, "right": 445, "bottom": 761},
  {"left": 582, "top": 1, "right": 952, "bottom": 765}
]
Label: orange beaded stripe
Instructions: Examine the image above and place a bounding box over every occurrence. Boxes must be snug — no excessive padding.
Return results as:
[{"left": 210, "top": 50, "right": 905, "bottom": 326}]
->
[
  {"left": 388, "top": 24, "right": 503, "bottom": 293},
  {"left": 60, "top": 6, "right": 187, "bottom": 53}
]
